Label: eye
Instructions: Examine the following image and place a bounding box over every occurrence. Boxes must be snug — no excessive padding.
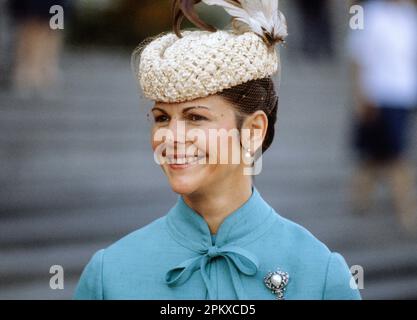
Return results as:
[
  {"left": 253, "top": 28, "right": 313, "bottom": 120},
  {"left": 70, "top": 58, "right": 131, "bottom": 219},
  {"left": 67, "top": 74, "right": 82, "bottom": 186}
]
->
[
  {"left": 187, "top": 114, "right": 208, "bottom": 122},
  {"left": 154, "top": 115, "right": 170, "bottom": 123}
]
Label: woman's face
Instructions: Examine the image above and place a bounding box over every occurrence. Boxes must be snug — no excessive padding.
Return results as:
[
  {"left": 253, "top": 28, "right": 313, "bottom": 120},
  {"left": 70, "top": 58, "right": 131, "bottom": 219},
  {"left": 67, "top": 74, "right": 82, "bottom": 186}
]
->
[{"left": 150, "top": 95, "right": 248, "bottom": 195}]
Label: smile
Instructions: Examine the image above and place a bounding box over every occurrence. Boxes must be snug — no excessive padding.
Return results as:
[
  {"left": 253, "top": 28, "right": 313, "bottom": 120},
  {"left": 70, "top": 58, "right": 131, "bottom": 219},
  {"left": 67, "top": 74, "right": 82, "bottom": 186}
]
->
[{"left": 165, "top": 155, "right": 206, "bottom": 167}]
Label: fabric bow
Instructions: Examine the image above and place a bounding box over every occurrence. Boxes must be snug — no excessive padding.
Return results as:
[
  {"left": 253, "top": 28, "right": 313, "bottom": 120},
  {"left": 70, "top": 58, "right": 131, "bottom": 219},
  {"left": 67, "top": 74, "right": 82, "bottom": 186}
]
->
[{"left": 165, "top": 244, "right": 259, "bottom": 300}]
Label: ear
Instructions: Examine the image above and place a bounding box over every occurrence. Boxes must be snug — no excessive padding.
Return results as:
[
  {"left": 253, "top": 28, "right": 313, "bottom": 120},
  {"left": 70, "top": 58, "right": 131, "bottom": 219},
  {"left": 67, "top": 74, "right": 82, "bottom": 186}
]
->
[{"left": 240, "top": 110, "right": 268, "bottom": 155}]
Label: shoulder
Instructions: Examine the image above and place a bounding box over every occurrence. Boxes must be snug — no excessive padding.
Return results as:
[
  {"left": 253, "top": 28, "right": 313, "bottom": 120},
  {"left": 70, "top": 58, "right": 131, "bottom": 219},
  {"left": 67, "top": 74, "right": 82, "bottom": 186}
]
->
[
  {"left": 106, "top": 215, "right": 168, "bottom": 252},
  {"left": 73, "top": 216, "right": 168, "bottom": 300},
  {"left": 73, "top": 248, "right": 105, "bottom": 299},
  {"left": 322, "top": 252, "right": 362, "bottom": 300},
  {"left": 95, "top": 215, "right": 174, "bottom": 267},
  {"left": 273, "top": 215, "right": 361, "bottom": 300},
  {"left": 275, "top": 215, "right": 332, "bottom": 260}
]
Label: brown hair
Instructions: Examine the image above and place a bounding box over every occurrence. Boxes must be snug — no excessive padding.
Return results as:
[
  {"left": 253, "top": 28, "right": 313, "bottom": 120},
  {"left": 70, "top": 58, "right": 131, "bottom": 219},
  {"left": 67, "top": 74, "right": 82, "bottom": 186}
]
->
[
  {"left": 172, "top": 0, "right": 279, "bottom": 154},
  {"left": 219, "top": 79, "right": 278, "bottom": 154}
]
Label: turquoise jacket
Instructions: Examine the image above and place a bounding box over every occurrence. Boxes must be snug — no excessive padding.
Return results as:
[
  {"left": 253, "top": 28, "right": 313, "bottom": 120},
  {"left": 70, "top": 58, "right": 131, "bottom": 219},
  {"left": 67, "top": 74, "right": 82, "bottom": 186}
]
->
[{"left": 74, "top": 187, "right": 361, "bottom": 300}]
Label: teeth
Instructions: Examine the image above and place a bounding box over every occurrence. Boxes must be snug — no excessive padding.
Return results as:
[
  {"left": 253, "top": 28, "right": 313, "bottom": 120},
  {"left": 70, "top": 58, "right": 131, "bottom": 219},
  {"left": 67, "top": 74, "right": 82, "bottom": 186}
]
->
[{"left": 166, "top": 156, "right": 204, "bottom": 165}]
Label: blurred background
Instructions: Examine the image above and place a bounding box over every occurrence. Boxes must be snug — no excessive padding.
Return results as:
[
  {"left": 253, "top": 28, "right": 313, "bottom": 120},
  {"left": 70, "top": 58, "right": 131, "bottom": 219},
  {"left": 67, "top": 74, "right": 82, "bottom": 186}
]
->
[{"left": 0, "top": 0, "right": 417, "bottom": 299}]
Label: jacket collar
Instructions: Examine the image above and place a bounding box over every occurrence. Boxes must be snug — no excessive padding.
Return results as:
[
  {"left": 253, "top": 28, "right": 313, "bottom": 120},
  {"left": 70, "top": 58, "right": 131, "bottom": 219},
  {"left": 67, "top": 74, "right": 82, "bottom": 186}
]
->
[{"left": 165, "top": 186, "right": 277, "bottom": 252}]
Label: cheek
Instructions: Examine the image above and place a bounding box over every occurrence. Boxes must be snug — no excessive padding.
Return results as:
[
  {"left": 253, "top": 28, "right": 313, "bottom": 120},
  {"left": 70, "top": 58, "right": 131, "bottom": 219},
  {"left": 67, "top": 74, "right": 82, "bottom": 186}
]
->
[
  {"left": 151, "top": 137, "right": 160, "bottom": 152},
  {"left": 150, "top": 126, "right": 163, "bottom": 152},
  {"left": 216, "top": 119, "right": 241, "bottom": 154},
  {"left": 204, "top": 119, "right": 242, "bottom": 165}
]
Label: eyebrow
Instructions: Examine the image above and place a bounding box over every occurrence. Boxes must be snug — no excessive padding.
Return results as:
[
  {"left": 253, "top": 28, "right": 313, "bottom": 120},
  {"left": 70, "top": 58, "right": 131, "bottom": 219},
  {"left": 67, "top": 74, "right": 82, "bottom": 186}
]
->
[{"left": 151, "top": 106, "right": 210, "bottom": 114}]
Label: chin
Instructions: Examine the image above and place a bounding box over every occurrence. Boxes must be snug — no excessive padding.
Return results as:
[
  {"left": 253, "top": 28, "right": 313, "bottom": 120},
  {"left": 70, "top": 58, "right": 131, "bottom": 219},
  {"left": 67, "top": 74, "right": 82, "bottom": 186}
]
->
[
  {"left": 163, "top": 164, "right": 212, "bottom": 196},
  {"left": 168, "top": 179, "right": 202, "bottom": 195}
]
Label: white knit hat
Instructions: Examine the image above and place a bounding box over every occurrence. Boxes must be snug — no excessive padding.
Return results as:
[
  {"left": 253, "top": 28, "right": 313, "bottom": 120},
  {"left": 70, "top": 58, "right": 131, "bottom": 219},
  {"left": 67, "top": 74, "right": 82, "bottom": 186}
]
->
[{"left": 134, "top": 0, "right": 288, "bottom": 103}]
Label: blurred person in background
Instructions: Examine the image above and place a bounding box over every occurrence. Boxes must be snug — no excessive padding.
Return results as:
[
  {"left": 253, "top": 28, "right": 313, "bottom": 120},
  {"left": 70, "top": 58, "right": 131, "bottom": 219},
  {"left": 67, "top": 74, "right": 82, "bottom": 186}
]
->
[
  {"left": 347, "top": 0, "right": 417, "bottom": 233},
  {"left": 0, "top": 0, "right": 12, "bottom": 87},
  {"left": 294, "top": 0, "right": 334, "bottom": 60},
  {"left": 7, "top": 0, "right": 72, "bottom": 97}
]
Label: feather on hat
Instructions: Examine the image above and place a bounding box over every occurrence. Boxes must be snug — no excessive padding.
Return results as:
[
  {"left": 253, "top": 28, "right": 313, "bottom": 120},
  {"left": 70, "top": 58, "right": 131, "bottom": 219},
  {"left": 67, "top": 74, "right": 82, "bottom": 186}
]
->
[{"left": 202, "top": 0, "right": 287, "bottom": 46}]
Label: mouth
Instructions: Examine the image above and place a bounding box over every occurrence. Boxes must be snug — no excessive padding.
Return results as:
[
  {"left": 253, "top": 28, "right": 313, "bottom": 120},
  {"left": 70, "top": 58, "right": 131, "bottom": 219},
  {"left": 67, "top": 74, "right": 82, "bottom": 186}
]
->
[{"left": 165, "top": 155, "right": 206, "bottom": 170}]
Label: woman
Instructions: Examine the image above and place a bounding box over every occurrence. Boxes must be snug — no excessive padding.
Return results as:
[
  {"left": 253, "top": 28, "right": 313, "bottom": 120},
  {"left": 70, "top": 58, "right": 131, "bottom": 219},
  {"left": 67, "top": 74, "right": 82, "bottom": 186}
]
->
[
  {"left": 74, "top": 0, "right": 361, "bottom": 300},
  {"left": 8, "top": 0, "right": 72, "bottom": 95}
]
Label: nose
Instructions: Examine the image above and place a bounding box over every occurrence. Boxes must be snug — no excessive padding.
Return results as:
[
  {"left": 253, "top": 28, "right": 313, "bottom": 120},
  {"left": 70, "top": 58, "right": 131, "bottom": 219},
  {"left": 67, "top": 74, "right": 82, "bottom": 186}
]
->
[
  {"left": 166, "top": 118, "right": 186, "bottom": 145},
  {"left": 162, "top": 118, "right": 189, "bottom": 158}
]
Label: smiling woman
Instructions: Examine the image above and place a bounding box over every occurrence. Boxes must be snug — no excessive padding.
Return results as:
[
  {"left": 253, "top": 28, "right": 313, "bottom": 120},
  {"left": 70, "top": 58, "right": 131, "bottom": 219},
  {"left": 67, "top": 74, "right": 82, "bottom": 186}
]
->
[
  {"left": 150, "top": 94, "right": 261, "bottom": 201},
  {"left": 73, "top": 0, "right": 361, "bottom": 300}
]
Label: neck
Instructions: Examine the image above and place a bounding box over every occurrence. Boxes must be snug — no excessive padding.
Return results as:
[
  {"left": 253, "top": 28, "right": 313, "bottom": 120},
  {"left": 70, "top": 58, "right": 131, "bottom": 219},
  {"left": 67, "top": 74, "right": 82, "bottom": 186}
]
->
[{"left": 183, "top": 176, "right": 253, "bottom": 235}]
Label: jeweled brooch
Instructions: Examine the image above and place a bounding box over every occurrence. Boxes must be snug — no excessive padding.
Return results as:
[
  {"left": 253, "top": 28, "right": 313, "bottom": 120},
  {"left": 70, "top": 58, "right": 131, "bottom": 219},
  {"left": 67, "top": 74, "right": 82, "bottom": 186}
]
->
[{"left": 264, "top": 270, "right": 289, "bottom": 300}]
